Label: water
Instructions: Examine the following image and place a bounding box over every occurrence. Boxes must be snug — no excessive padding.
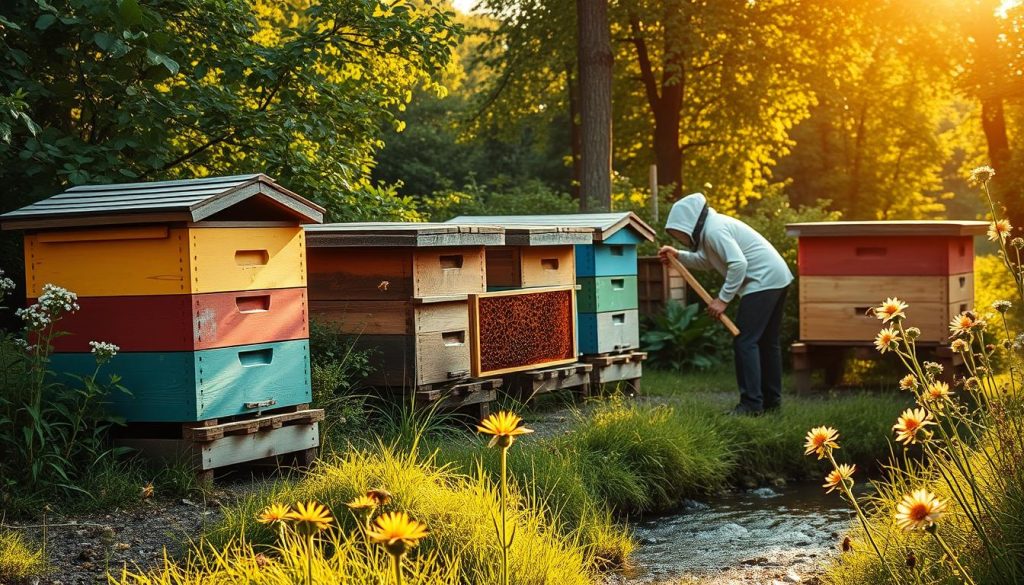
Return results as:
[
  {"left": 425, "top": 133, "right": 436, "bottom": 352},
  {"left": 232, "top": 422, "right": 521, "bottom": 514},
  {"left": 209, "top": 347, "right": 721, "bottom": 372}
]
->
[{"left": 616, "top": 484, "right": 856, "bottom": 584}]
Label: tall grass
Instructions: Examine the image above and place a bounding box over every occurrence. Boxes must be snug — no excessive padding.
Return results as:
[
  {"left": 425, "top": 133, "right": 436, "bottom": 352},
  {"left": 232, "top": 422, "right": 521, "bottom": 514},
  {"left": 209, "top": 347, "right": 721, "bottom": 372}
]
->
[{"left": 0, "top": 528, "right": 47, "bottom": 582}]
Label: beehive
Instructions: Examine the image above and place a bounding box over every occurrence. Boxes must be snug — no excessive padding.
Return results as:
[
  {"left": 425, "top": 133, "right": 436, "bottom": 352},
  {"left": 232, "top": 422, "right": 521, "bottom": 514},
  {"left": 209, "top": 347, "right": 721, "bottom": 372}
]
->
[
  {"left": 450, "top": 214, "right": 654, "bottom": 355},
  {"left": 306, "top": 223, "right": 585, "bottom": 386},
  {"left": 787, "top": 221, "right": 989, "bottom": 343},
  {"left": 306, "top": 223, "right": 498, "bottom": 388},
  {"left": 474, "top": 226, "right": 589, "bottom": 290},
  {"left": 1, "top": 175, "right": 324, "bottom": 424}
]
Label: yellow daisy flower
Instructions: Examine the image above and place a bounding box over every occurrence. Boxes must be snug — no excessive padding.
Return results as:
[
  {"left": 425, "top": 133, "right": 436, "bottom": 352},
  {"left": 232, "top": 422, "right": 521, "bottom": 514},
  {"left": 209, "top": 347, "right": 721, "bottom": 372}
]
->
[
  {"left": 988, "top": 219, "right": 1013, "bottom": 243},
  {"left": 367, "top": 511, "right": 429, "bottom": 556},
  {"left": 286, "top": 501, "right": 334, "bottom": 534},
  {"left": 347, "top": 495, "right": 378, "bottom": 511},
  {"left": 258, "top": 503, "right": 292, "bottom": 525},
  {"left": 804, "top": 426, "right": 840, "bottom": 460},
  {"left": 895, "top": 489, "right": 947, "bottom": 531},
  {"left": 898, "top": 374, "right": 918, "bottom": 391},
  {"left": 823, "top": 463, "right": 856, "bottom": 494},
  {"left": 874, "top": 327, "right": 901, "bottom": 354},
  {"left": 477, "top": 411, "right": 534, "bottom": 448},
  {"left": 924, "top": 381, "right": 952, "bottom": 402},
  {"left": 893, "top": 408, "right": 935, "bottom": 445},
  {"left": 874, "top": 298, "right": 908, "bottom": 323},
  {"left": 949, "top": 312, "right": 975, "bottom": 336}
]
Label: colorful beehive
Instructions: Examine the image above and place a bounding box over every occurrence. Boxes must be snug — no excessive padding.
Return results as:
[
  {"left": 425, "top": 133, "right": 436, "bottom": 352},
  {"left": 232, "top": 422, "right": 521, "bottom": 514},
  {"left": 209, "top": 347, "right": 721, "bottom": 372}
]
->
[
  {"left": 1, "top": 174, "right": 325, "bottom": 474},
  {"left": 787, "top": 221, "right": 989, "bottom": 343},
  {"left": 305, "top": 223, "right": 582, "bottom": 407},
  {"left": 472, "top": 226, "right": 590, "bottom": 291},
  {"left": 451, "top": 214, "right": 654, "bottom": 355}
]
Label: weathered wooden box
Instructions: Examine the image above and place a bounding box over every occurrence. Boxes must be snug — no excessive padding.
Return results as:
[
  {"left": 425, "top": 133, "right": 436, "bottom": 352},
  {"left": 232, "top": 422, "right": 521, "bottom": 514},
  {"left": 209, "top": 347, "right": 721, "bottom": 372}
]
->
[
  {"left": 787, "top": 221, "right": 988, "bottom": 343},
  {"left": 2, "top": 174, "right": 324, "bottom": 425},
  {"left": 476, "top": 226, "right": 590, "bottom": 289},
  {"left": 306, "top": 223, "right": 501, "bottom": 388},
  {"left": 637, "top": 256, "right": 686, "bottom": 319},
  {"left": 450, "top": 213, "right": 654, "bottom": 359}
]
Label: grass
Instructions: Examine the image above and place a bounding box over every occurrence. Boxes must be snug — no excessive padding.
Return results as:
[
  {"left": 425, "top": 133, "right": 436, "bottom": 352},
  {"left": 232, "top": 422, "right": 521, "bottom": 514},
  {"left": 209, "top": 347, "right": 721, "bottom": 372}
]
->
[{"left": 0, "top": 527, "right": 47, "bottom": 582}]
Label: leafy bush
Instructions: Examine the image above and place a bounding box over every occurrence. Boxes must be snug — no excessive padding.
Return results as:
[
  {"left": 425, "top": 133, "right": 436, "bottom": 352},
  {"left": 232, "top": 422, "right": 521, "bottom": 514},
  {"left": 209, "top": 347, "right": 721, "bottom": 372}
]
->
[
  {"left": 422, "top": 179, "right": 578, "bottom": 221},
  {"left": 0, "top": 528, "right": 47, "bottom": 583},
  {"left": 641, "top": 301, "right": 732, "bottom": 371},
  {"left": 0, "top": 279, "right": 130, "bottom": 513},
  {"left": 309, "top": 320, "right": 374, "bottom": 442}
]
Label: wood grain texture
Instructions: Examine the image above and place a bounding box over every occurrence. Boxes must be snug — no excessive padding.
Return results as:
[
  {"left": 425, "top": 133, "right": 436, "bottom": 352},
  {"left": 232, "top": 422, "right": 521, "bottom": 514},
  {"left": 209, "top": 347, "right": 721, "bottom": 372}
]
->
[
  {"left": 25, "top": 225, "right": 305, "bottom": 296},
  {"left": 577, "top": 310, "right": 641, "bottom": 354},
  {"left": 666, "top": 255, "right": 740, "bottom": 336},
  {"left": 43, "top": 288, "right": 307, "bottom": 352},
  {"left": 307, "top": 247, "right": 412, "bottom": 300},
  {"left": 519, "top": 245, "right": 576, "bottom": 287},
  {"left": 413, "top": 247, "right": 486, "bottom": 297},
  {"left": 592, "top": 360, "right": 643, "bottom": 384},
  {"left": 50, "top": 340, "right": 312, "bottom": 422},
  {"left": 799, "top": 301, "right": 965, "bottom": 343},
  {"left": 189, "top": 226, "right": 306, "bottom": 293},
  {"left": 310, "top": 300, "right": 413, "bottom": 335},
  {"left": 576, "top": 275, "right": 639, "bottom": 313},
  {"left": 484, "top": 248, "right": 522, "bottom": 287},
  {"left": 797, "top": 236, "right": 975, "bottom": 276},
  {"left": 799, "top": 274, "right": 973, "bottom": 305},
  {"left": 636, "top": 256, "right": 686, "bottom": 318}
]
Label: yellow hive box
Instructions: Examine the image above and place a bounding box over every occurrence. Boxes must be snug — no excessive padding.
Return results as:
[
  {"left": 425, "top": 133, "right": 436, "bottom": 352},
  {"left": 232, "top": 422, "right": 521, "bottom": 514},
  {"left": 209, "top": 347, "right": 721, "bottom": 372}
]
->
[{"left": 25, "top": 225, "right": 306, "bottom": 297}]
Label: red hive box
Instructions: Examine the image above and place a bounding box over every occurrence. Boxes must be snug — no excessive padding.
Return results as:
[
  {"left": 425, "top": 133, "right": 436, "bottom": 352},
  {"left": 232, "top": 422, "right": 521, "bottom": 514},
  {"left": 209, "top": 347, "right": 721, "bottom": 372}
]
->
[{"left": 787, "top": 221, "right": 989, "bottom": 344}]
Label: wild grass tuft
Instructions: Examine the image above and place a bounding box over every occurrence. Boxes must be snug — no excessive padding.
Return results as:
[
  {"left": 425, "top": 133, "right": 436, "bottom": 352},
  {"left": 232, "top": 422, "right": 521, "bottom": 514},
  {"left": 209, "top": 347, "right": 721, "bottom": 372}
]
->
[{"left": 0, "top": 528, "right": 47, "bottom": 582}]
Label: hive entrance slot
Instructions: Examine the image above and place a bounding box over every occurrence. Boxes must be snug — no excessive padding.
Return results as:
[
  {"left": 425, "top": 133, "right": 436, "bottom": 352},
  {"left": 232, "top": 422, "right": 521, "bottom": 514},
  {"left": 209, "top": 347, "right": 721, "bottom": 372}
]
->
[
  {"left": 959, "top": 276, "right": 967, "bottom": 287},
  {"left": 854, "top": 246, "right": 887, "bottom": 257},
  {"left": 236, "top": 294, "right": 271, "bottom": 312},
  {"left": 611, "top": 278, "right": 626, "bottom": 290},
  {"left": 609, "top": 245, "right": 625, "bottom": 256},
  {"left": 442, "top": 330, "right": 466, "bottom": 346},
  {"left": 854, "top": 306, "right": 873, "bottom": 317},
  {"left": 440, "top": 255, "right": 464, "bottom": 269},
  {"left": 541, "top": 258, "right": 560, "bottom": 270},
  {"left": 238, "top": 348, "right": 274, "bottom": 366},
  {"left": 612, "top": 313, "right": 626, "bottom": 325},
  {"left": 235, "top": 249, "right": 270, "bottom": 267}
]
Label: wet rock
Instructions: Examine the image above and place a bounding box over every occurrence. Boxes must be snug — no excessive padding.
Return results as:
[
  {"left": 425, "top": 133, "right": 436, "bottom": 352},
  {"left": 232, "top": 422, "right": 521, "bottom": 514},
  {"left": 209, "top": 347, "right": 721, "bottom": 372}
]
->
[
  {"left": 751, "top": 487, "right": 778, "bottom": 498},
  {"left": 740, "top": 556, "right": 769, "bottom": 566},
  {"left": 785, "top": 569, "right": 803, "bottom": 582}
]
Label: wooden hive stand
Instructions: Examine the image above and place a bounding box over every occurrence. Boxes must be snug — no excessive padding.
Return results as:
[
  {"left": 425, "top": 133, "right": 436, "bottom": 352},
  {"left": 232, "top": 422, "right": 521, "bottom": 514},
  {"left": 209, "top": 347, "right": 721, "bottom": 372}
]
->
[
  {"left": 449, "top": 213, "right": 655, "bottom": 396},
  {"left": 1, "top": 174, "right": 328, "bottom": 479},
  {"left": 787, "top": 220, "right": 987, "bottom": 392}
]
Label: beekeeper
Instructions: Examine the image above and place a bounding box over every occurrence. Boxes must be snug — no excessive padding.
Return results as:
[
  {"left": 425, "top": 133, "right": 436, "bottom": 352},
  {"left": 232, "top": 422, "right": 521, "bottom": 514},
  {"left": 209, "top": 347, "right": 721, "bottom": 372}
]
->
[{"left": 658, "top": 193, "right": 794, "bottom": 415}]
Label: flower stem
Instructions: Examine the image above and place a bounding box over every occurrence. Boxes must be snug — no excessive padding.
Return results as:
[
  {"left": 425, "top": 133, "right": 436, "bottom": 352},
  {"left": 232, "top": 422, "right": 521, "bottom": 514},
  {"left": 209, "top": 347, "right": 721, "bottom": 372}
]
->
[
  {"left": 931, "top": 528, "right": 977, "bottom": 585},
  {"left": 827, "top": 452, "right": 899, "bottom": 583},
  {"left": 393, "top": 553, "right": 403, "bottom": 585},
  {"left": 500, "top": 445, "right": 509, "bottom": 585}
]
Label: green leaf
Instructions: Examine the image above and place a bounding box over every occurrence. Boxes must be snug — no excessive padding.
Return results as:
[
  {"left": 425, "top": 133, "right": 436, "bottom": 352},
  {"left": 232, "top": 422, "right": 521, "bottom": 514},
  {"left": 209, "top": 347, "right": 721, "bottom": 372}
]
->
[
  {"left": 34, "top": 13, "right": 57, "bottom": 30},
  {"left": 146, "top": 49, "right": 179, "bottom": 75},
  {"left": 118, "top": 0, "right": 143, "bottom": 26},
  {"left": 93, "top": 32, "right": 117, "bottom": 51}
]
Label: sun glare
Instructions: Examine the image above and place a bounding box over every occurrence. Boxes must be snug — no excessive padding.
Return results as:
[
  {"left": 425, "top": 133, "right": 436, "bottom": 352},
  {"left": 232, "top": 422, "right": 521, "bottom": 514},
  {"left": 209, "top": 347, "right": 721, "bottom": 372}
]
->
[{"left": 997, "top": 0, "right": 1022, "bottom": 18}]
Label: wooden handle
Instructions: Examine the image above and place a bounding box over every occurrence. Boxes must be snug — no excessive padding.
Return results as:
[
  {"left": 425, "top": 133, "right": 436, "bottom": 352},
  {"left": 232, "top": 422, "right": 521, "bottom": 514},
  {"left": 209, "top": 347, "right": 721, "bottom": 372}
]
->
[{"left": 665, "top": 254, "right": 741, "bottom": 337}]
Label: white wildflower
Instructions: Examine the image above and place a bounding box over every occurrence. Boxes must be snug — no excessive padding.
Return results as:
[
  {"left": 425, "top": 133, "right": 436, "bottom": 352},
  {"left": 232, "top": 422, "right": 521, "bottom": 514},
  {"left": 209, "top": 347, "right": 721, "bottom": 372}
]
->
[{"left": 89, "top": 341, "right": 119, "bottom": 364}]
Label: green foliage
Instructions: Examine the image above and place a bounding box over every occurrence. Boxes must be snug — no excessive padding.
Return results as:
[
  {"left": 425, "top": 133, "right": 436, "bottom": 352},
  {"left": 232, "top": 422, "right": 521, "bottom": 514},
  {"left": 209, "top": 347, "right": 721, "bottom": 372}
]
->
[
  {"left": 641, "top": 301, "right": 731, "bottom": 372},
  {"left": 0, "top": 0, "right": 461, "bottom": 222},
  {"left": 205, "top": 445, "right": 599, "bottom": 585},
  {"left": 423, "top": 179, "right": 579, "bottom": 221},
  {"left": 0, "top": 528, "right": 46, "bottom": 582},
  {"left": 308, "top": 320, "right": 373, "bottom": 442},
  {"left": 0, "top": 283, "right": 132, "bottom": 514}
]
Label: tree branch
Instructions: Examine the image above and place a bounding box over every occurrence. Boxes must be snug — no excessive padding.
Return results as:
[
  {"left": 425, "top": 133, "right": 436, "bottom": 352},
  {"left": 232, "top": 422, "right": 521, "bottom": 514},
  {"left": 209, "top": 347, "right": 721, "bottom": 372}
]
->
[{"left": 628, "top": 14, "right": 661, "bottom": 108}]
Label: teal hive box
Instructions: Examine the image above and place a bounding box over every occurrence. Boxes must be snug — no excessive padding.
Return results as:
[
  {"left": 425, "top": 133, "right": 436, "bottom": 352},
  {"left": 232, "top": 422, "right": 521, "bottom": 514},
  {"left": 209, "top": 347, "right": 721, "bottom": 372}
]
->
[
  {"left": 51, "top": 339, "right": 312, "bottom": 423},
  {"left": 450, "top": 213, "right": 655, "bottom": 356}
]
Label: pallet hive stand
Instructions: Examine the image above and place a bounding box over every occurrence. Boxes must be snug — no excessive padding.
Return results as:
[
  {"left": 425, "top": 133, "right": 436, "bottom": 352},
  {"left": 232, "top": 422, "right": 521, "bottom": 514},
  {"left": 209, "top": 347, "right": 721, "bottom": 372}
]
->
[
  {"left": 449, "top": 214, "right": 653, "bottom": 396},
  {"left": 787, "top": 220, "right": 987, "bottom": 392},
  {"left": 1, "top": 174, "right": 327, "bottom": 478}
]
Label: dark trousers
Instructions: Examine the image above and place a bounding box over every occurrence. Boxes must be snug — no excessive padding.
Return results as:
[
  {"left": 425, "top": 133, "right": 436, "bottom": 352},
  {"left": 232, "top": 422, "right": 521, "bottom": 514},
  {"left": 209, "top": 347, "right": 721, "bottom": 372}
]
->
[{"left": 733, "top": 286, "right": 788, "bottom": 411}]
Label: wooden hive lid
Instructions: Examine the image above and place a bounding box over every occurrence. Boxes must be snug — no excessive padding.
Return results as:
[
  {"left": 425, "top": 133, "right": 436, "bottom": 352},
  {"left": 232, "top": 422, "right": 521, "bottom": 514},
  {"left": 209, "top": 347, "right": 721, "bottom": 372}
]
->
[
  {"left": 1, "top": 174, "right": 325, "bottom": 230},
  {"left": 304, "top": 222, "right": 506, "bottom": 247},
  {"left": 449, "top": 212, "right": 655, "bottom": 242},
  {"left": 786, "top": 220, "right": 990, "bottom": 238}
]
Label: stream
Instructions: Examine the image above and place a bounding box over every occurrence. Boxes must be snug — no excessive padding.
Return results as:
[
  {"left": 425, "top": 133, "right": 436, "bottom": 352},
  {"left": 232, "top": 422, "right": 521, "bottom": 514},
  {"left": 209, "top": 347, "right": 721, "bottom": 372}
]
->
[{"left": 611, "top": 484, "right": 857, "bottom": 584}]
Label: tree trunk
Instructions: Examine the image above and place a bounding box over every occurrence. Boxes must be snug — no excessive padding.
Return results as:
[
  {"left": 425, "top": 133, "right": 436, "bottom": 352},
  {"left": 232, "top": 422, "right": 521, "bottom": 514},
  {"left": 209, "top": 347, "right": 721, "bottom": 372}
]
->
[
  {"left": 567, "top": 64, "right": 583, "bottom": 202},
  {"left": 652, "top": 101, "right": 682, "bottom": 195},
  {"left": 576, "top": 0, "right": 613, "bottom": 211},
  {"left": 981, "top": 96, "right": 1011, "bottom": 172}
]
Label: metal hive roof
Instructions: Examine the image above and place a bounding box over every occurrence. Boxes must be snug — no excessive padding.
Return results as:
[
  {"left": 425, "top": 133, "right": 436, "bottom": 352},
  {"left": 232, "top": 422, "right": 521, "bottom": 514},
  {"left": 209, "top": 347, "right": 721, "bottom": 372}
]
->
[
  {"left": 448, "top": 212, "right": 656, "bottom": 242},
  {"left": 1, "top": 174, "right": 325, "bottom": 229}
]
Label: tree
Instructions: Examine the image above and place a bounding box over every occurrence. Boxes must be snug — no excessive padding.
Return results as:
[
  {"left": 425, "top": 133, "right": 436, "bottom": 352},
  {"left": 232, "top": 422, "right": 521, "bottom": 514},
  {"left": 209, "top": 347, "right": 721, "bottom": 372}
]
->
[
  {"left": 0, "top": 0, "right": 461, "bottom": 218},
  {"left": 576, "top": 0, "right": 612, "bottom": 210}
]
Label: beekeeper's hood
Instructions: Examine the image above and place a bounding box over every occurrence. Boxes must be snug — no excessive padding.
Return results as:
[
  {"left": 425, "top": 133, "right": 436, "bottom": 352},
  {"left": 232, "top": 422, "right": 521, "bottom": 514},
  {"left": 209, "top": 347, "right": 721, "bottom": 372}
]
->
[{"left": 665, "top": 193, "right": 715, "bottom": 251}]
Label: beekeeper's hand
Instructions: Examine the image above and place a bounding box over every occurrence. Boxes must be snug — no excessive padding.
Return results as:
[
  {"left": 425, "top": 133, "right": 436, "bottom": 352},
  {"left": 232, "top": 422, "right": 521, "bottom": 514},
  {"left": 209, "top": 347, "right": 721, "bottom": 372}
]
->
[{"left": 658, "top": 245, "right": 678, "bottom": 265}]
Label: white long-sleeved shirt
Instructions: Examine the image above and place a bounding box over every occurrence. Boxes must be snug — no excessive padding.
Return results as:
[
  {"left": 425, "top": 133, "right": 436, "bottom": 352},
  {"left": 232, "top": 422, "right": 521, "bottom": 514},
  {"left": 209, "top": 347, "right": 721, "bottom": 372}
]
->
[{"left": 666, "top": 193, "right": 793, "bottom": 303}]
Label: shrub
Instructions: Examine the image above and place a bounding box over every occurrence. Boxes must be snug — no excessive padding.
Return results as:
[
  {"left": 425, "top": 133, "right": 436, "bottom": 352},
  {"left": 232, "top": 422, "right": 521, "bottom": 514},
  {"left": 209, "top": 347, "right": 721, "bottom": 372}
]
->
[
  {"left": 423, "top": 179, "right": 578, "bottom": 221},
  {"left": 309, "top": 320, "right": 374, "bottom": 443},
  {"left": 641, "top": 301, "right": 732, "bottom": 371},
  {"left": 0, "top": 279, "right": 130, "bottom": 513},
  {"left": 0, "top": 528, "right": 47, "bottom": 582}
]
